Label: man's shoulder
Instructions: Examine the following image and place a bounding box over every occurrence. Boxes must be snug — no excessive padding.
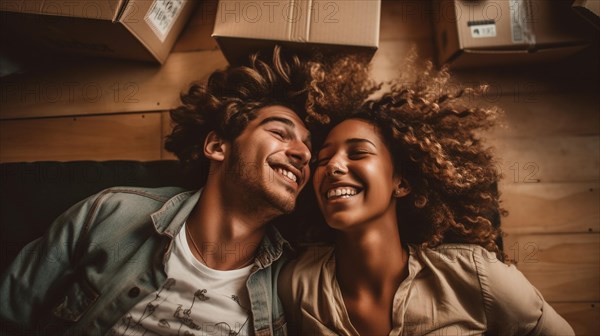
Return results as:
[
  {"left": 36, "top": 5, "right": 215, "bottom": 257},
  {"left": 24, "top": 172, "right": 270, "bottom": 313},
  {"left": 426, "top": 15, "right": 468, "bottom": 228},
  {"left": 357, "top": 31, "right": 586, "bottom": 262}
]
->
[
  {"left": 82, "top": 186, "right": 194, "bottom": 220},
  {"left": 95, "top": 186, "right": 189, "bottom": 202}
]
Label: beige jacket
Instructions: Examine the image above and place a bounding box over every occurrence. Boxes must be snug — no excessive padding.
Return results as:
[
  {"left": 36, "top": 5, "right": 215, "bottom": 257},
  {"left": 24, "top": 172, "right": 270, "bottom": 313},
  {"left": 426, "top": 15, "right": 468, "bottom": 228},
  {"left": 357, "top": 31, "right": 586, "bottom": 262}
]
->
[{"left": 279, "top": 244, "right": 574, "bottom": 336}]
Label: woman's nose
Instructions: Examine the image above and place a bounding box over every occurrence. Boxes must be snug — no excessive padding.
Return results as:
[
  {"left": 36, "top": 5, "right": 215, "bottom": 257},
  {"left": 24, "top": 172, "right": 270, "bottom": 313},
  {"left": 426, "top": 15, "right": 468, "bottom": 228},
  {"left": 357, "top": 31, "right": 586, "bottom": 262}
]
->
[{"left": 326, "top": 157, "right": 347, "bottom": 177}]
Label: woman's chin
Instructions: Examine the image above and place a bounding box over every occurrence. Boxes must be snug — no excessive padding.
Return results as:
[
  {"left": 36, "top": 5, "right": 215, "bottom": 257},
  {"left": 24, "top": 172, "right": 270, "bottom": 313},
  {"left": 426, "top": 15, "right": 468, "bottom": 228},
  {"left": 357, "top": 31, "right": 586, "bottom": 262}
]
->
[{"left": 324, "top": 213, "right": 359, "bottom": 231}]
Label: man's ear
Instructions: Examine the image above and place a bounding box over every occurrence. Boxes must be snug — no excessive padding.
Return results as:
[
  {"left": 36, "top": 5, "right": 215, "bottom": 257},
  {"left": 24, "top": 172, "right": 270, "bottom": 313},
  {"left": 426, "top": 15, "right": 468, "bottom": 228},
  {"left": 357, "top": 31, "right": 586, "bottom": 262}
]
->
[
  {"left": 204, "top": 131, "right": 227, "bottom": 162},
  {"left": 393, "top": 177, "right": 411, "bottom": 198}
]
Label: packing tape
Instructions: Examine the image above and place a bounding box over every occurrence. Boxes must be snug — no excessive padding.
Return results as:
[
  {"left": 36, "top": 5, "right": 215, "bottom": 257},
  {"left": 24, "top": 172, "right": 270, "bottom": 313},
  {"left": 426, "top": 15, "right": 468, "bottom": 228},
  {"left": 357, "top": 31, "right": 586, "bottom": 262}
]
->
[{"left": 509, "top": 0, "right": 536, "bottom": 48}]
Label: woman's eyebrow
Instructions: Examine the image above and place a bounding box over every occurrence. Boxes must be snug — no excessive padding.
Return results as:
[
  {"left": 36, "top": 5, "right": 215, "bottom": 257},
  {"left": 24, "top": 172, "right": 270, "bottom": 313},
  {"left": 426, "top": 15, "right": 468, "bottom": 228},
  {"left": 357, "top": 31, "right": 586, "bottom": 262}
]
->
[
  {"left": 346, "top": 138, "right": 376, "bottom": 147},
  {"left": 319, "top": 138, "right": 376, "bottom": 153}
]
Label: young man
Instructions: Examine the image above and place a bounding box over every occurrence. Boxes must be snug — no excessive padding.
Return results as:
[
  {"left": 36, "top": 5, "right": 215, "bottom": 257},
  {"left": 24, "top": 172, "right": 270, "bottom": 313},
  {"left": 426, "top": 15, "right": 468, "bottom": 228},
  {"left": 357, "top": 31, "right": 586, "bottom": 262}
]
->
[{"left": 0, "top": 47, "right": 318, "bottom": 335}]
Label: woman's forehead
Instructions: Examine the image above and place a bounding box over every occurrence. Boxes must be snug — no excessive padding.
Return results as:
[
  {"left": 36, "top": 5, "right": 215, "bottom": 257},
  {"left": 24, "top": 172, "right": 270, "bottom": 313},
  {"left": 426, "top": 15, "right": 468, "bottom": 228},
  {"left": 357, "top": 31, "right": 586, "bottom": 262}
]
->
[{"left": 326, "top": 119, "right": 383, "bottom": 142}]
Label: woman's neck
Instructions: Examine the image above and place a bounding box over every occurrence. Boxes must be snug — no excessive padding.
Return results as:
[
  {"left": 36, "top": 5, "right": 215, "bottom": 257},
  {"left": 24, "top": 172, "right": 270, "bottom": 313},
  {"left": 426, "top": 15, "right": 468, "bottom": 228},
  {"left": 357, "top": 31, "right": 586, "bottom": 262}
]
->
[
  {"left": 333, "top": 214, "right": 409, "bottom": 335},
  {"left": 334, "top": 219, "right": 408, "bottom": 298}
]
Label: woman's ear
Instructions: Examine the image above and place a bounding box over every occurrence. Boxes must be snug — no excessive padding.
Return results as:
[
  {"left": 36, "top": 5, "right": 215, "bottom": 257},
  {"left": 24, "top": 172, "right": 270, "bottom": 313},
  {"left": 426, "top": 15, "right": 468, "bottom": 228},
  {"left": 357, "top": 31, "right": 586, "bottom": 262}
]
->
[
  {"left": 393, "top": 177, "right": 411, "bottom": 198},
  {"left": 204, "top": 131, "right": 227, "bottom": 162}
]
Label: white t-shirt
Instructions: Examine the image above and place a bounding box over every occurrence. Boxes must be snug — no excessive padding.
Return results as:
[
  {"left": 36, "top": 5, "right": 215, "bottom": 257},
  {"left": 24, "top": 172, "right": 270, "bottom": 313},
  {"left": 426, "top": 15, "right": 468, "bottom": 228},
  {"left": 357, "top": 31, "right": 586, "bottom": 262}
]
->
[{"left": 109, "top": 223, "right": 254, "bottom": 336}]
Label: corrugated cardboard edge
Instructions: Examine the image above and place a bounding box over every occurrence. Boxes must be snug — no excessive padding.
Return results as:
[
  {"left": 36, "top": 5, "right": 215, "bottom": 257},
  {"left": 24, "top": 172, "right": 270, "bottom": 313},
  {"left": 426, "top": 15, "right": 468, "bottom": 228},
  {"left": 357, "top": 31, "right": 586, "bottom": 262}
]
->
[
  {"left": 448, "top": 44, "right": 590, "bottom": 68},
  {"left": 113, "top": 0, "right": 129, "bottom": 22}
]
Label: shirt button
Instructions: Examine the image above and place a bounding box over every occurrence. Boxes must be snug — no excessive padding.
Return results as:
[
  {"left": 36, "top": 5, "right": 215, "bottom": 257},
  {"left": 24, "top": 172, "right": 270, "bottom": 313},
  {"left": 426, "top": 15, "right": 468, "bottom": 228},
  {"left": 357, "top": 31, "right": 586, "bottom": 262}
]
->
[{"left": 128, "top": 287, "right": 140, "bottom": 298}]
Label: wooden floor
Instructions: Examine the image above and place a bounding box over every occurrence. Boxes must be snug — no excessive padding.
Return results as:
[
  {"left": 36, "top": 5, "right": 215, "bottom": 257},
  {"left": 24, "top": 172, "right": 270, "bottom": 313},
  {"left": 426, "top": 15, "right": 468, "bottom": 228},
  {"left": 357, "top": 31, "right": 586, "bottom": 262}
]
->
[{"left": 1, "top": 0, "right": 598, "bottom": 333}]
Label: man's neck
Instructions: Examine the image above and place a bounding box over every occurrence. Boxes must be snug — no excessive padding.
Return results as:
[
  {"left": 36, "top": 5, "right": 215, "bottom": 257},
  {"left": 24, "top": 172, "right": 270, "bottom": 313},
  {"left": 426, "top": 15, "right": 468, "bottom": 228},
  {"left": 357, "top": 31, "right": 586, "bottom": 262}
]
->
[{"left": 185, "top": 181, "right": 270, "bottom": 270}]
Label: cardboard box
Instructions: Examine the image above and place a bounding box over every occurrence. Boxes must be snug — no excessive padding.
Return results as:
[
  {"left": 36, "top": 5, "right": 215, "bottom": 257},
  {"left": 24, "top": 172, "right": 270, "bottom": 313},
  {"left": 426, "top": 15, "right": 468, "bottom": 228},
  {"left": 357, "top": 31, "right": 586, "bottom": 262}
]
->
[
  {"left": 0, "top": 0, "right": 195, "bottom": 63},
  {"left": 572, "top": 0, "right": 600, "bottom": 30},
  {"left": 433, "top": 0, "right": 591, "bottom": 68},
  {"left": 212, "top": 0, "right": 381, "bottom": 65}
]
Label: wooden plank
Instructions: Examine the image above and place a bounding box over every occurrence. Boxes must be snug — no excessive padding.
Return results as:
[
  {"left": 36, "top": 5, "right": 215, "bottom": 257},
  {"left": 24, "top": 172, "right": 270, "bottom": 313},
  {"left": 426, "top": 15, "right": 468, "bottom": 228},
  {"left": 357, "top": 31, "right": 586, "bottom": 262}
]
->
[
  {"left": 552, "top": 302, "right": 600, "bottom": 336},
  {"left": 172, "top": 0, "right": 219, "bottom": 52},
  {"left": 161, "top": 111, "right": 177, "bottom": 160},
  {"left": 451, "top": 46, "right": 599, "bottom": 95},
  {"left": 0, "top": 50, "right": 228, "bottom": 120},
  {"left": 500, "top": 182, "right": 600, "bottom": 234},
  {"left": 487, "top": 135, "right": 600, "bottom": 183},
  {"left": 380, "top": 0, "right": 433, "bottom": 41},
  {"left": 0, "top": 113, "right": 162, "bottom": 162},
  {"left": 503, "top": 233, "right": 600, "bottom": 302},
  {"left": 488, "top": 92, "right": 600, "bottom": 137}
]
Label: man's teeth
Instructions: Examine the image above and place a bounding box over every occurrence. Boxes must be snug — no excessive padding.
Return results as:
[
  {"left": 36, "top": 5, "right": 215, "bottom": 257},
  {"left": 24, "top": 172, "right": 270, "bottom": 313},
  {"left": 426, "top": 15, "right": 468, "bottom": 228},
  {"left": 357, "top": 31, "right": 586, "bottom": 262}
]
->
[
  {"left": 275, "top": 167, "right": 297, "bottom": 182},
  {"left": 327, "top": 187, "right": 358, "bottom": 199}
]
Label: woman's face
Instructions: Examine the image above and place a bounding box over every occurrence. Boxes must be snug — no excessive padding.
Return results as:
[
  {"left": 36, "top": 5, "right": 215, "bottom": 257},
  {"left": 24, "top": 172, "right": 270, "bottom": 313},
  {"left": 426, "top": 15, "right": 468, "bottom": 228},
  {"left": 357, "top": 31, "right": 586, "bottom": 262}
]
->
[{"left": 313, "top": 119, "right": 401, "bottom": 231}]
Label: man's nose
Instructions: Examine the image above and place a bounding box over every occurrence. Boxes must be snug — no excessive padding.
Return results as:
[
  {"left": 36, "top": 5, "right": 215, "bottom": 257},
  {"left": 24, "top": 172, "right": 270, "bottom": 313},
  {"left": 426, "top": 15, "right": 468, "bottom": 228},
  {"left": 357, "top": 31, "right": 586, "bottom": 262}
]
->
[{"left": 287, "top": 139, "right": 311, "bottom": 168}]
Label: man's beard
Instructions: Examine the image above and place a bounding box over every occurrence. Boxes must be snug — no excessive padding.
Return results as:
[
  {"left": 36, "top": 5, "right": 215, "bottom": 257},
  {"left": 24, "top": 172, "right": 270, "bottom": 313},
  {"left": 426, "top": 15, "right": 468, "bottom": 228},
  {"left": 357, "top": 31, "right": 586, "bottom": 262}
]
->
[{"left": 226, "top": 143, "right": 297, "bottom": 217}]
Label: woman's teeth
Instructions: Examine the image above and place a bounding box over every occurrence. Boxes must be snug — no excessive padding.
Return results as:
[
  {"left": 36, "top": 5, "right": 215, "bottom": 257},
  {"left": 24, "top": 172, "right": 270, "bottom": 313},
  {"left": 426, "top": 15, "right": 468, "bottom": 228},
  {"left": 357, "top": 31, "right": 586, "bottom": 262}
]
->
[{"left": 327, "top": 187, "right": 358, "bottom": 199}]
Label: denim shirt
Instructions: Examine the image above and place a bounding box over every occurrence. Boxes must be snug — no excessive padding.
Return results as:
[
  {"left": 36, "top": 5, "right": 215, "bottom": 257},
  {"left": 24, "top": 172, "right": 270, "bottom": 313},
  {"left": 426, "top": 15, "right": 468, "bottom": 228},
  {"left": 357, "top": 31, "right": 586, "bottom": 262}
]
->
[{"left": 0, "top": 187, "right": 292, "bottom": 335}]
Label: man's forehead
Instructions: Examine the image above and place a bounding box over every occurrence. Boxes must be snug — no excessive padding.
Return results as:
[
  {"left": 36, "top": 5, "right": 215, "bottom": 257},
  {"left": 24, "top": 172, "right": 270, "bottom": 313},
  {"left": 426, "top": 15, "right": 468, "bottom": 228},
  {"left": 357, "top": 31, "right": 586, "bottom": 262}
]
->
[
  {"left": 255, "top": 105, "right": 305, "bottom": 125},
  {"left": 254, "top": 105, "right": 312, "bottom": 146},
  {"left": 254, "top": 106, "right": 310, "bottom": 136}
]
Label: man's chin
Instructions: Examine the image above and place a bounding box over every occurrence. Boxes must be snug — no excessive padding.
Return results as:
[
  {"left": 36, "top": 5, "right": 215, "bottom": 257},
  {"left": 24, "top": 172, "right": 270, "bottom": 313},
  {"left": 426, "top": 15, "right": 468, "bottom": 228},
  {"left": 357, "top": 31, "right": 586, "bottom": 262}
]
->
[{"left": 269, "top": 195, "right": 296, "bottom": 215}]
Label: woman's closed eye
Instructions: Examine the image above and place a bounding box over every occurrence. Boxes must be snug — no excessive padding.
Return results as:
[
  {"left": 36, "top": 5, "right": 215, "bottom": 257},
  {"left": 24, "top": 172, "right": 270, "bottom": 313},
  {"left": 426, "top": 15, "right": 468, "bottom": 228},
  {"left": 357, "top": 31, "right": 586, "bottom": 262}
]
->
[{"left": 348, "top": 148, "right": 373, "bottom": 159}]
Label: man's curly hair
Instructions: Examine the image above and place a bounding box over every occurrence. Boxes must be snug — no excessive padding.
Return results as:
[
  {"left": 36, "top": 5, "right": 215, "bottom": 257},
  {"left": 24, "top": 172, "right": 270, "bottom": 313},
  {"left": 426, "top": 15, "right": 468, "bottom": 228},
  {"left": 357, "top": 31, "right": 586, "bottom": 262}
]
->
[
  {"left": 164, "top": 46, "right": 345, "bottom": 186},
  {"left": 315, "top": 61, "right": 505, "bottom": 258}
]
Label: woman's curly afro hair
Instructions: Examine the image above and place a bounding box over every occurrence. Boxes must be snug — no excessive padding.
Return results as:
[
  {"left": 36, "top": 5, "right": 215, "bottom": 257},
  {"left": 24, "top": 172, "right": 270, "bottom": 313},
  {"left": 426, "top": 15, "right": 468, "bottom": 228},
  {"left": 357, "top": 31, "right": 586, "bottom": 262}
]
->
[{"left": 318, "top": 60, "right": 506, "bottom": 258}]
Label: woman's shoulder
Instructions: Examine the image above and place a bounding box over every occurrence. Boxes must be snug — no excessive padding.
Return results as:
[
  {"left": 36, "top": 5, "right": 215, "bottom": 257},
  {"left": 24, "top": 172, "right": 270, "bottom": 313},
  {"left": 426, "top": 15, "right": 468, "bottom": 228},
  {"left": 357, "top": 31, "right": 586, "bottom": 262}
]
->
[
  {"left": 411, "top": 243, "right": 503, "bottom": 273},
  {"left": 411, "top": 243, "right": 569, "bottom": 334},
  {"left": 278, "top": 244, "right": 336, "bottom": 310},
  {"left": 282, "top": 244, "right": 335, "bottom": 280}
]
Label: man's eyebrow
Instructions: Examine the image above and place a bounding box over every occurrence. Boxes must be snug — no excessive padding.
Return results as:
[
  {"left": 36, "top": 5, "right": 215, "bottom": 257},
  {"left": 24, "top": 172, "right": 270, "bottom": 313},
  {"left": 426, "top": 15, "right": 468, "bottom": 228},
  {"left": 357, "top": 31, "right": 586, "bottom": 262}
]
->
[
  {"left": 260, "top": 116, "right": 312, "bottom": 146},
  {"left": 259, "top": 116, "right": 295, "bottom": 128},
  {"left": 320, "top": 138, "right": 376, "bottom": 152}
]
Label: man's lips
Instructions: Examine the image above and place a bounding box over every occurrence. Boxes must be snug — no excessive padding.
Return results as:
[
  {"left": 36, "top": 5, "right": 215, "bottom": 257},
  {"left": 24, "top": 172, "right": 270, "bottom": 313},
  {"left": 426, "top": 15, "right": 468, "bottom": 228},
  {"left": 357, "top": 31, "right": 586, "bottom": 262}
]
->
[{"left": 269, "top": 163, "right": 304, "bottom": 186}]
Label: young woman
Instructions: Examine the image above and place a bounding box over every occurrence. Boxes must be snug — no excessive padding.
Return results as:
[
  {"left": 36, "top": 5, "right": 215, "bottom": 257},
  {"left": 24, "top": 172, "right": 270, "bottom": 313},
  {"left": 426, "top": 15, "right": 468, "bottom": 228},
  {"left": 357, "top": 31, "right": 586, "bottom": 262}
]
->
[{"left": 279, "top": 64, "right": 574, "bottom": 335}]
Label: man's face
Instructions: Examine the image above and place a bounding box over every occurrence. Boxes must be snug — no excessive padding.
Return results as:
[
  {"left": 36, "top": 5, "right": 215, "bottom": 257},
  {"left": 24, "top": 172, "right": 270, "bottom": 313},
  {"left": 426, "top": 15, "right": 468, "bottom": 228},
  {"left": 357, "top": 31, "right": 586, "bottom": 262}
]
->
[{"left": 223, "top": 105, "right": 312, "bottom": 215}]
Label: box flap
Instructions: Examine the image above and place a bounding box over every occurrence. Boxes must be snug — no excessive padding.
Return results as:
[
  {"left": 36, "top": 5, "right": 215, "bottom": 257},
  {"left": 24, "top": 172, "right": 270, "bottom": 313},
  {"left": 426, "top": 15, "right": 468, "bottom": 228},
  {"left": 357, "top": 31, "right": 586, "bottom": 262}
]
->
[{"left": 213, "top": 0, "right": 379, "bottom": 47}]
